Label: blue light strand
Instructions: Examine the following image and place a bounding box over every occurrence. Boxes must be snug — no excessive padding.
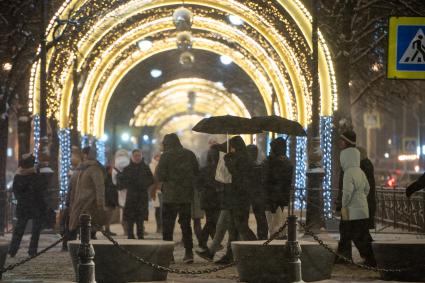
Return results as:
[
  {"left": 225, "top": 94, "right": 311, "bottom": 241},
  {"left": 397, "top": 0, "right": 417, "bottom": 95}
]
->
[
  {"left": 294, "top": 136, "right": 307, "bottom": 209},
  {"left": 96, "top": 139, "right": 106, "bottom": 166},
  {"left": 33, "top": 115, "right": 40, "bottom": 163},
  {"left": 320, "top": 116, "right": 333, "bottom": 219},
  {"left": 58, "top": 128, "right": 71, "bottom": 209}
]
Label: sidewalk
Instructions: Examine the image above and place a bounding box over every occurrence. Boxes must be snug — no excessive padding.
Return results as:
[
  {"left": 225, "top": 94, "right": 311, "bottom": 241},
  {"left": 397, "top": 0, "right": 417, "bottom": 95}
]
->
[{"left": 0, "top": 211, "right": 422, "bottom": 283}]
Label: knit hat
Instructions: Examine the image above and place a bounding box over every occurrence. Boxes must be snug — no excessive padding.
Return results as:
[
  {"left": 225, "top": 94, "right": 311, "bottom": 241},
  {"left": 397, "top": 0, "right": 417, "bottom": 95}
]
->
[
  {"left": 19, "top": 153, "right": 35, "bottom": 169},
  {"left": 340, "top": 130, "right": 356, "bottom": 145}
]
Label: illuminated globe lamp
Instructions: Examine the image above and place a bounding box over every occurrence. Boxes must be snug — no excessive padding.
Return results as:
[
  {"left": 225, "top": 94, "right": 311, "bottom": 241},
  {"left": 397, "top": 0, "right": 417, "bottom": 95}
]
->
[
  {"left": 172, "top": 7, "right": 193, "bottom": 31},
  {"left": 179, "top": 51, "right": 195, "bottom": 68},
  {"left": 177, "top": 31, "right": 192, "bottom": 51}
]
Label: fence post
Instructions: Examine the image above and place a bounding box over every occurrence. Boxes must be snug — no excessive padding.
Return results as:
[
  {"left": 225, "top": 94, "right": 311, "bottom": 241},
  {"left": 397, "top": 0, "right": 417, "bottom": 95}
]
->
[
  {"left": 285, "top": 215, "right": 303, "bottom": 283},
  {"left": 78, "top": 214, "right": 96, "bottom": 283}
]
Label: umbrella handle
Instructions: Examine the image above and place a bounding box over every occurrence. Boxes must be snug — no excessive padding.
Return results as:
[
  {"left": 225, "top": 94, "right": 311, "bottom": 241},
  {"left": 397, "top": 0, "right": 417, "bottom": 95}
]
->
[{"left": 226, "top": 133, "right": 229, "bottom": 153}]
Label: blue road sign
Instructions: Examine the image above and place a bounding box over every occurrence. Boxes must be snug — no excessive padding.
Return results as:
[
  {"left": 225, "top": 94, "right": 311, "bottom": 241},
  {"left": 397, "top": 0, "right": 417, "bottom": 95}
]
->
[{"left": 388, "top": 17, "right": 425, "bottom": 79}]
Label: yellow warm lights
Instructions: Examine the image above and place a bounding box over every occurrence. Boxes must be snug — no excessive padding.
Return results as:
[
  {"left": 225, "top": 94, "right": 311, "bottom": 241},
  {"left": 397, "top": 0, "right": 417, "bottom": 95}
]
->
[
  {"left": 28, "top": 0, "right": 338, "bottom": 139},
  {"left": 131, "top": 78, "right": 250, "bottom": 128}
]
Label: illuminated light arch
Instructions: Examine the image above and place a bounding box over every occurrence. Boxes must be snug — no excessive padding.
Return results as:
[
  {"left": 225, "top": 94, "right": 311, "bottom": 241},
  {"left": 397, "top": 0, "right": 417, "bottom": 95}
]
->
[
  {"left": 71, "top": 12, "right": 307, "bottom": 135},
  {"left": 75, "top": 15, "right": 306, "bottom": 131},
  {"left": 30, "top": 0, "right": 338, "bottom": 138},
  {"left": 94, "top": 38, "right": 275, "bottom": 138},
  {"left": 130, "top": 78, "right": 250, "bottom": 127}
]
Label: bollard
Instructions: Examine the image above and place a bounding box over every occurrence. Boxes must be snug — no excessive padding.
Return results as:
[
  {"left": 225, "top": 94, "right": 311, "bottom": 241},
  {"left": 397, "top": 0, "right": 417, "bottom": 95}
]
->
[
  {"left": 285, "top": 215, "right": 304, "bottom": 283},
  {"left": 78, "top": 214, "right": 96, "bottom": 283}
]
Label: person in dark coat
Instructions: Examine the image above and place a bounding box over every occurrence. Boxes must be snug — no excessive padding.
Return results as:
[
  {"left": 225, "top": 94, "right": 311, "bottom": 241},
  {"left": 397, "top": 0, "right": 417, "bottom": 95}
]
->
[
  {"left": 246, "top": 144, "right": 268, "bottom": 240},
  {"left": 196, "top": 147, "right": 221, "bottom": 249},
  {"left": 104, "top": 165, "right": 119, "bottom": 235},
  {"left": 118, "top": 149, "right": 153, "bottom": 239},
  {"left": 357, "top": 147, "right": 376, "bottom": 229},
  {"left": 197, "top": 137, "right": 256, "bottom": 264},
  {"left": 37, "top": 156, "right": 55, "bottom": 230},
  {"left": 262, "top": 137, "right": 293, "bottom": 238},
  {"left": 156, "top": 133, "right": 199, "bottom": 263},
  {"left": 9, "top": 153, "right": 47, "bottom": 257},
  {"left": 406, "top": 172, "right": 425, "bottom": 197}
]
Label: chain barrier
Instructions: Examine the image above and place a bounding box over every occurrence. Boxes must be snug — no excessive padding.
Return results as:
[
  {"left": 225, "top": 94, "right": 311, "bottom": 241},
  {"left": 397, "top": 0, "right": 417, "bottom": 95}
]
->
[
  {"left": 98, "top": 221, "right": 288, "bottom": 275},
  {"left": 298, "top": 221, "right": 424, "bottom": 273},
  {"left": 0, "top": 235, "right": 64, "bottom": 276}
]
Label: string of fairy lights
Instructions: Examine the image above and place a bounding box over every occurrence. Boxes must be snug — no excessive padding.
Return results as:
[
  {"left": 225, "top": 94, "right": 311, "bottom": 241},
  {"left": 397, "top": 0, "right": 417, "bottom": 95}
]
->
[
  {"left": 28, "top": 0, "right": 338, "bottom": 216},
  {"left": 320, "top": 116, "right": 333, "bottom": 218},
  {"left": 58, "top": 128, "right": 71, "bottom": 207},
  {"left": 294, "top": 136, "right": 308, "bottom": 209}
]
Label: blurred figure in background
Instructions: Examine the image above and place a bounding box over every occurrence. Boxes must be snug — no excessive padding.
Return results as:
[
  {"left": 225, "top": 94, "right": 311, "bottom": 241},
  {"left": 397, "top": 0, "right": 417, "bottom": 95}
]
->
[
  {"left": 104, "top": 165, "right": 119, "bottom": 235},
  {"left": 149, "top": 153, "right": 163, "bottom": 234}
]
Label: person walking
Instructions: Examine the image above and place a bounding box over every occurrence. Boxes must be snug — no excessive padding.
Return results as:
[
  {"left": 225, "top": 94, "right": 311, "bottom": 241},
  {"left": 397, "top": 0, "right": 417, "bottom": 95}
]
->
[
  {"left": 68, "top": 146, "right": 106, "bottom": 239},
  {"left": 9, "top": 153, "right": 47, "bottom": 257},
  {"left": 357, "top": 146, "right": 376, "bottom": 229},
  {"left": 118, "top": 149, "right": 154, "bottom": 239},
  {"left": 335, "top": 131, "right": 376, "bottom": 266},
  {"left": 246, "top": 144, "right": 268, "bottom": 240},
  {"left": 104, "top": 165, "right": 119, "bottom": 235},
  {"left": 156, "top": 133, "right": 199, "bottom": 263},
  {"left": 262, "top": 137, "right": 293, "bottom": 239},
  {"left": 149, "top": 153, "right": 162, "bottom": 234},
  {"left": 197, "top": 136, "right": 257, "bottom": 264},
  {"left": 196, "top": 146, "right": 221, "bottom": 250},
  {"left": 339, "top": 136, "right": 376, "bottom": 267}
]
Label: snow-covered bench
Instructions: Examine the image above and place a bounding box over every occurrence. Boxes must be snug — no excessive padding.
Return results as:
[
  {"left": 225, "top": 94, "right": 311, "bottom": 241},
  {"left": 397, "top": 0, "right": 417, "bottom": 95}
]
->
[
  {"left": 372, "top": 239, "right": 425, "bottom": 281},
  {"left": 232, "top": 240, "right": 336, "bottom": 283},
  {"left": 68, "top": 239, "right": 174, "bottom": 283}
]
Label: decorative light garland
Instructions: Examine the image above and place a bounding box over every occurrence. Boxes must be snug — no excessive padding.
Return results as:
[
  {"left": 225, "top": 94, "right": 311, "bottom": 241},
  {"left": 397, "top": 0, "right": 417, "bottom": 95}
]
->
[
  {"left": 58, "top": 128, "right": 71, "bottom": 209},
  {"left": 33, "top": 115, "right": 41, "bottom": 163},
  {"left": 294, "top": 136, "right": 307, "bottom": 209},
  {"left": 96, "top": 139, "right": 106, "bottom": 165},
  {"left": 320, "top": 116, "right": 333, "bottom": 219}
]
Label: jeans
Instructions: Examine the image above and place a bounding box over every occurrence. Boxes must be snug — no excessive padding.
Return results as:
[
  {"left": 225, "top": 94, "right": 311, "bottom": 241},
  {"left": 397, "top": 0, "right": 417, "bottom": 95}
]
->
[
  {"left": 9, "top": 217, "right": 43, "bottom": 256},
  {"left": 209, "top": 210, "right": 232, "bottom": 253},
  {"left": 199, "top": 208, "right": 220, "bottom": 248},
  {"left": 162, "top": 202, "right": 193, "bottom": 250},
  {"left": 252, "top": 203, "right": 268, "bottom": 240}
]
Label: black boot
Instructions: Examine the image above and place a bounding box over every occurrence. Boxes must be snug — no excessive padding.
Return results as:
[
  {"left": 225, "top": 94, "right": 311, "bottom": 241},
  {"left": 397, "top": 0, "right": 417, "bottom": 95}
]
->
[{"left": 215, "top": 250, "right": 233, "bottom": 264}]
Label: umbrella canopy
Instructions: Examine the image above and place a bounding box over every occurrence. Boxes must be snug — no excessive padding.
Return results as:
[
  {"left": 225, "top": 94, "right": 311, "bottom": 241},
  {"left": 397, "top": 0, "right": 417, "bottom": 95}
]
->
[
  {"left": 251, "top": 115, "right": 306, "bottom": 136},
  {"left": 192, "top": 115, "right": 262, "bottom": 135}
]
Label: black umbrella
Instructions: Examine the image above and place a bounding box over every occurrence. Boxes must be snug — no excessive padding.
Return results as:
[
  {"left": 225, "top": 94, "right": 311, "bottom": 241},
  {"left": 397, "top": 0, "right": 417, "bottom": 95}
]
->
[
  {"left": 192, "top": 115, "right": 262, "bottom": 135},
  {"left": 251, "top": 115, "right": 306, "bottom": 136}
]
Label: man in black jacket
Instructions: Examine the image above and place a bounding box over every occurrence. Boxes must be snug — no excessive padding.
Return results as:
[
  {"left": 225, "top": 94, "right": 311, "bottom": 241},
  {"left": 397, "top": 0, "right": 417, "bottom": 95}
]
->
[
  {"left": 9, "top": 153, "right": 47, "bottom": 257},
  {"left": 156, "top": 133, "right": 199, "bottom": 263},
  {"left": 118, "top": 149, "right": 153, "bottom": 239}
]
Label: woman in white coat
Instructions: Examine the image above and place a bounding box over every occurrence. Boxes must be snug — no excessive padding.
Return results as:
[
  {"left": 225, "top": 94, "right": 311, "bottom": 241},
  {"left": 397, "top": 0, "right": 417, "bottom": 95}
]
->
[{"left": 340, "top": 146, "right": 376, "bottom": 267}]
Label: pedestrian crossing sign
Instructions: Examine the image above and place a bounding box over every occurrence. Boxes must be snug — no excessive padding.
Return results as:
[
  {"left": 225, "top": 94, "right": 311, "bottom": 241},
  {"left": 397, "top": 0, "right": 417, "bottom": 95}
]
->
[{"left": 388, "top": 17, "right": 425, "bottom": 79}]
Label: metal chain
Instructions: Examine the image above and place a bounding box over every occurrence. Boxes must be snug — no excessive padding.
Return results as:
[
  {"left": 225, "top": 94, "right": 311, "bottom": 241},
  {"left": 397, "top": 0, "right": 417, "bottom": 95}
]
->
[
  {"left": 298, "top": 221, "right": 424, "bottom": 273},
  {"left": 99, "top": 221, "right": 288, "bottom": 274},
  {"left": 0, "top": 235, "right": 64, "bottom": 275}
]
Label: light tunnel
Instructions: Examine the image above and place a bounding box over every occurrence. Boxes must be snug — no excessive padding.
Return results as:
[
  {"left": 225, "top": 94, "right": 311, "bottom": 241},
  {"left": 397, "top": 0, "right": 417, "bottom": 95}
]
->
[
  {"left": 28, "top": 0, "right": 338, "bottom": 214},
  {"left": 29, "top": 0, "right": 338, "bottom": 139}
]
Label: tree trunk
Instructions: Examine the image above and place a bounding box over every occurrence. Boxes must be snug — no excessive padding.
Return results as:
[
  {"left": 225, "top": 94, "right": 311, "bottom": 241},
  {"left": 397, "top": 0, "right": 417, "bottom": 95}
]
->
[
  {"left": 49, "top": 118, "right": 60, "bottom": 209},
  {"left": 0, "top": 116, "right": 9, "bottom": 235},
  {"left": 18, "top": 116, "right": 32, "bottom": 160}
]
